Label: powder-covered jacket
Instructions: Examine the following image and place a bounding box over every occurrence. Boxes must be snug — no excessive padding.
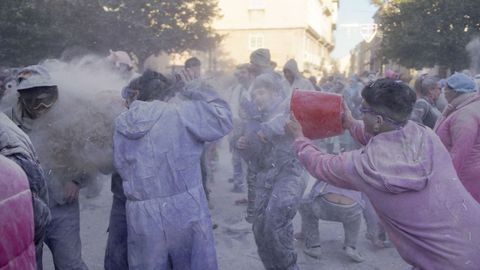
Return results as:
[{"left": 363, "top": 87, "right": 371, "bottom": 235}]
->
[
  {"left": 295, "top": 120, "right": 480, "bottom": 270},
  {"left": 435, "top": 92, "right": 480, "bottom": 202}
]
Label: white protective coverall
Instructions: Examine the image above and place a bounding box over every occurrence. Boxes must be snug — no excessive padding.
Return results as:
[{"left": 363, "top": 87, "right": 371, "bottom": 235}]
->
[{"left": 113, "top": 83, "right": 232, "bottom": 270}]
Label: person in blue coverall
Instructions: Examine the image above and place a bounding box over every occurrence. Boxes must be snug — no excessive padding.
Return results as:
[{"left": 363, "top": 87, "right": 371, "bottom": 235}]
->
[{"left": 113, "top": 70, "right": 232, "bottom": 270}]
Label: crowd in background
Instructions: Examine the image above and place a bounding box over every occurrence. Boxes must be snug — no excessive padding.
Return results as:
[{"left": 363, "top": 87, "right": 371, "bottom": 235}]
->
[{"left": 1, "top": 47, "right": 480, "bottom": 270}]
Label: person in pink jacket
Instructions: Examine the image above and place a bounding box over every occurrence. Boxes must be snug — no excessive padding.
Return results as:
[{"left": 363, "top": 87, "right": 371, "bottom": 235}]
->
[
  {"left": 434, "top": 72, "right": 480, "bottom": 203},
  {"left": 0, "top": 155, "right": 36, "bottom": 270},
  {"left": 286, "top": 78, "right": 480, "bottom": 270}
]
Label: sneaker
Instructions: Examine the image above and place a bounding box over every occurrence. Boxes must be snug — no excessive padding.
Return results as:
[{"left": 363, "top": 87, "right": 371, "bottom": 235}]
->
[
  {"left": 303, "top": 246, "right": 322, "bottom": 259},
  {"left": 344, "top": 246, "right": 365, "bottom": 263},
  {"left": 224, "top": 219, "right": 252, "bottom": 233},
  {"left": 365, "top": 233, "right": 392, "bottom": 248}
]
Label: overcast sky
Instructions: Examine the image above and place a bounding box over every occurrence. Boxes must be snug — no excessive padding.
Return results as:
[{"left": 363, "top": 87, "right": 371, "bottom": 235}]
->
[{"left": 331, "top": 0, "right": 378, "bottom": 59}]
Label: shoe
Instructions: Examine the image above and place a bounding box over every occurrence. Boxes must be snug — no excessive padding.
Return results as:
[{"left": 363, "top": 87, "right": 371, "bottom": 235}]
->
[
  {"left": 365, "top": 233, "right": 392, "bottom": 248},
  {"left": 224, "top": 219, "right": 252, "bottom": 233},
  {"left": 303, "top": 246, "right": 322, "bottom": 259},
  {"left": 234, "top": 198, "right": 248, "bottom": 205},
  {"left": 344, "top": 246, "right": 365, "bottom": 263}
]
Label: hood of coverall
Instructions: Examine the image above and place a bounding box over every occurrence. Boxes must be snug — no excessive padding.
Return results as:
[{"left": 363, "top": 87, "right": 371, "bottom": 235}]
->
[
  {"left": 283, "top": 59, "right": 302, "bottom": 80},
  {"left": 16, "top": 65, "right": 57, "bottom": 91},
  {"left": 115, "top": 100, "right": 166, "bottom": 140},
  {"left": 353, "top": 121, "right": 435, "bottom": 194}
]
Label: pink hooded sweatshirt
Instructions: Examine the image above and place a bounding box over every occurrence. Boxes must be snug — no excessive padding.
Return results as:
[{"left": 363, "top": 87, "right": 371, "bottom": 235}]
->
[
  {"left": 294, "top": 120, "right": 480, "bottom": 270},
  {"left": 434, "top": 92, "right": 480, "bottom": 202}
]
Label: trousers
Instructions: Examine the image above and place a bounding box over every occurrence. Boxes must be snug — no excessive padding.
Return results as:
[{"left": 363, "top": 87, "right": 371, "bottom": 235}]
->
[
  {"left": 299, "top": 196, "right": 362, "bottom": 248},
  {"left": 252, "top": 163, "right": 306, "bottom": 270},
  {"left": 41, "top": 200, "right": 88, "bottom": 270}
]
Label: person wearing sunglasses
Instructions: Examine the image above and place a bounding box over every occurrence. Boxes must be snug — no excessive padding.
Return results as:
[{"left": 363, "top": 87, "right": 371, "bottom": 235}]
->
[
  {"left": 1, "top": 68, "right": 51, "bottom": 270},
  {"left": 7, "top": 65, "right": 89, "bottom": 270},
  {"left": 286, "top": 78, "right": 480, "bottom": 270}
]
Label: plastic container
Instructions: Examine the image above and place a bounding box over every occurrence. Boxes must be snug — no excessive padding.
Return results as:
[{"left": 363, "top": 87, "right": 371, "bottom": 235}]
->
[{"left": 290, "top": 90, "right": 344, "bottom": 140}]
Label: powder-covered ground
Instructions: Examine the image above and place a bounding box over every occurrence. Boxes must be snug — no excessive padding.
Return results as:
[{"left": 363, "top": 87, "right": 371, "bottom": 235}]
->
[{"left": 42, "top": 139, "right": 408, "bottom": 270}]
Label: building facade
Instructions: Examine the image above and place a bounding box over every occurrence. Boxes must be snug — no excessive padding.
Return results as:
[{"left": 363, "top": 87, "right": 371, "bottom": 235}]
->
[{"left": 212, "top": 0, "right": 339, "bottom": 75}]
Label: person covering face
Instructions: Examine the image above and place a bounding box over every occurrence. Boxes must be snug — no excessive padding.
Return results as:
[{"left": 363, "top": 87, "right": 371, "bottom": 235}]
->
[{"left": 114, "top": 70, "right": 232, "bottom": 270}]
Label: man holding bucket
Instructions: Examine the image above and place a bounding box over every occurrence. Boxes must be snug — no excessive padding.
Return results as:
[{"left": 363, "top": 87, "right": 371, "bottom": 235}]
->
[{"left": 286, "top": 78, "right": 480, "bottom": 270}]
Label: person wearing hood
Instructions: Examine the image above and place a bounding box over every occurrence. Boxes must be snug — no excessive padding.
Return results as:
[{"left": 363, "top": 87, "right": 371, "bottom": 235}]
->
[
  {"left": 410, "top": 74, "right": 442, "bottom": 129},
  {"left": 286, "top": 78, "right": 480, "bottom": 270},
  {"left": 113, "top": 70, "right": 232, "bottom": 270},
  {"left": 5, "top": 65, "right": 89, "bottom": 270},
  {"left": 0, "top": 70, "right": 50, "bottom": 270},
  {"left": 283, "top": 59, "right": 315, "bottom": 95},
  {"left": 237, "top": 73, "right": 307, "bottom": 270},
  {"left": 435, "top": 72, "right": 480, "bottom": 203}
]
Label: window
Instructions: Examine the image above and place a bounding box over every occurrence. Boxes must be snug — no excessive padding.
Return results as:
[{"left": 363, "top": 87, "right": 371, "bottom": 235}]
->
[
  {"left": 248, "top": 34, "right": 264, "bottom": 50},
  {"left": 249, "top": 0, "right": 265, "bottom": 10}
]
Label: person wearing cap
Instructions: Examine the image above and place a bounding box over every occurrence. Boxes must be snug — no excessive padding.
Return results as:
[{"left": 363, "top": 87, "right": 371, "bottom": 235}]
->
[
  {"left": 410, "top": 74, "right": 442, "bottom": 129},
  {"left": 435, "top": 72, "right": 480, "bottom": 203},
  {"left": 248, "top": 48, "right": 275, "bottom": 77},
  {"left": 286, "top": 78, "right": 480, "bottom": 270},
  {"left": 0, "top": 70, "right": 51, "bottom": 270},
  {"left": 6, "top": 65, "right": 89, "bottom": 270},
  {"left": 282, "top": 59, "right": 315, "bottom": 95}
]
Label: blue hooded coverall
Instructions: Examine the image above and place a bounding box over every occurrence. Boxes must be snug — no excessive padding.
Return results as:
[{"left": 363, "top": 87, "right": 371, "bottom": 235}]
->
[{"left": 113, "top": 84, "right": 232, "bottom": 270}]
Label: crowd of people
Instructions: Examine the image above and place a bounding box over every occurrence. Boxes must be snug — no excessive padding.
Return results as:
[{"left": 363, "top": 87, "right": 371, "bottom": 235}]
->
[{"left": 1, "top": 47, "right": 480, "bottom": 270}]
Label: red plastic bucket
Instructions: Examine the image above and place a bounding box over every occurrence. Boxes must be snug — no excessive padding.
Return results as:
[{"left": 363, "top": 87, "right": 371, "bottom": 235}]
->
[{"left": 290, "top": 90, "right": 344, "bottom": 140}]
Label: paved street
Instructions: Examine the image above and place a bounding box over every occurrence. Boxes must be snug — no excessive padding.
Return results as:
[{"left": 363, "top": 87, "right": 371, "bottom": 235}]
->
[{"left": 42, "top": 140, "right": 408, "bottom": 270}]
